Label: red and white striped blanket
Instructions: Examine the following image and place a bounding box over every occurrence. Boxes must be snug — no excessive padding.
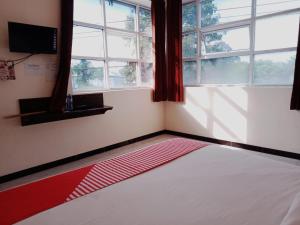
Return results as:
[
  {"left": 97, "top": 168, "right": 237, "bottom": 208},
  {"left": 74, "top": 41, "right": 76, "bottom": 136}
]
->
[{"left": 0, "top": 138, "right": 208, "bottom": 225}]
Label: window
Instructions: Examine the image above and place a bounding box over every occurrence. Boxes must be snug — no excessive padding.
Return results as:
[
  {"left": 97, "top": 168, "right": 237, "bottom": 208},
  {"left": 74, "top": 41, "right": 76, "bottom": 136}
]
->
[
  {"left": 183, "top": 61, "right": 198, "bottom": 85},
  {"left": 182, "top": 0, "right": 300, "bottom": 86},
  {"left": 254, "top": 51, "right": 296, "bottom": 85},
  {"left": 201, "top": 56, "right": 250, "bottom": 84},
  {"left": 71, "top": 59, "right": 105, "bottom": 91},
  {"left": 200, "top": 0, "right": 252, "bottom": 27},
  {"left": 72, "top": 0, "right": 152, "bottom": 92}
]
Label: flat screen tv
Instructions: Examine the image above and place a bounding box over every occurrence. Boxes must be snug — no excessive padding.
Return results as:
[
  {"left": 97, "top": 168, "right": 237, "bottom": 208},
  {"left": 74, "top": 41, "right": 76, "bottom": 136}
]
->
[{"left": 8, "top": 22, "right": 57, "bottom": 54}]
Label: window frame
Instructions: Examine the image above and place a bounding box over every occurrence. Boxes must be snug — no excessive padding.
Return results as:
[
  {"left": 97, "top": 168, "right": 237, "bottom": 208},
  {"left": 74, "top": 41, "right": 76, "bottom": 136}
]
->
[
  {"left": 71, "top": 0, "right": 152, "bottom": 93},
  {"left": 182, "top": 0, "right": 300, "bottom": 87}
]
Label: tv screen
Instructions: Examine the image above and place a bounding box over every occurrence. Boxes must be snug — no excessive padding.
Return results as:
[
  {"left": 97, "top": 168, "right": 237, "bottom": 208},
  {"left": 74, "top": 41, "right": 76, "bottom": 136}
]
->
[{"left": 8, "top": 22, "right": 57, "bottom": 54}]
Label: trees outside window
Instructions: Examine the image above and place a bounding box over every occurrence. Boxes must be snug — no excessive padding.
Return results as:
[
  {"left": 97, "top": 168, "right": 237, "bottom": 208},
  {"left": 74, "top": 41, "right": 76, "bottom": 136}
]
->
[
  {"left": 72, "top": 0, "right": 152, "bottom": 92},
  {"left": 182, "top": 0, "right": 299, "bottom": 86}
]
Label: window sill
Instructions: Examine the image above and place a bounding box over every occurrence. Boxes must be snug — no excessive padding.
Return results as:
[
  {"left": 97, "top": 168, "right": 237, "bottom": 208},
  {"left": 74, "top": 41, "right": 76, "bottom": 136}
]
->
[
  {"left": 184, "top": 84, "right": 293, "bottom": 88},
  {"left": 72, "top": 87, "right": 153, "bottom": 95}
]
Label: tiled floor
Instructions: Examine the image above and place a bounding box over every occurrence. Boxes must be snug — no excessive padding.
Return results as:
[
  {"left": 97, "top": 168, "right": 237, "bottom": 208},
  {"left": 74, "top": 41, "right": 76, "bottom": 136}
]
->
[{"left": 1, "top": 134, "right": 299, "bottom": 191}]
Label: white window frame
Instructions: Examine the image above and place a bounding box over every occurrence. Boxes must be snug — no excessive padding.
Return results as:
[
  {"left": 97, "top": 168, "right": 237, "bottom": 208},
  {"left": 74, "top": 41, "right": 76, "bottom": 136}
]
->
[
  {"left": 183, "top": 0, "right": 300, "bottom": 87},
  {"left": 71, "top": 0, "right": 152, "bottom": 93}
]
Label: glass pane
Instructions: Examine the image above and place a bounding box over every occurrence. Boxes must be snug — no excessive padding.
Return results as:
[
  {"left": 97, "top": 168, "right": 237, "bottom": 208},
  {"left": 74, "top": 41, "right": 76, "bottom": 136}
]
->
[
  {"left": 107, "top": 31, "right": 137, "bottom": 59},
  {"left": 74, "top": 0, "right": 104, "bottom": 25},
  {"left": 140, "top": 36, "right": 152, "bottom": 61},
  {"left": 183, "top": 2, "right": 197, "bottom": 32},
  {"left": 202, "top": 27, "right": 250, "bottom": 54},
  {"left": 139, "top": 7, "right": 152, "bottom": 34},
  {"left": 140, "top": 63, "right": 153, "bottom": 87},
  {"left": 105, "top": 0, "right": 136, "bottom": 31},
  {"left": 72, "top": 25, "right": 104, "bottom": 57},
  {"left": 183, "top": 32, "right": 198, "bottom": 58},
  {"left": 257, "top": 0, "right": 300, "bottom": 16},
  {"left": 201, "top": 56, "right": 250, "bottom": 84},
  {"left": 183, "top": 61, "right": 198, "bottom": 86},
  {"left": 254, "top": 51, "right": 296, "bottom": 85},
  {"left": 71, "top": 59, "right": 105, "bottom": 91},
  {"left": 109, "top": 61, "right": 137, "bottom": 88},
  {"left": 255, "top": 13, "right": 299, "bottom": 51},
  {"left": 201, "top": 0, "right": 252, "bottom": 27}
]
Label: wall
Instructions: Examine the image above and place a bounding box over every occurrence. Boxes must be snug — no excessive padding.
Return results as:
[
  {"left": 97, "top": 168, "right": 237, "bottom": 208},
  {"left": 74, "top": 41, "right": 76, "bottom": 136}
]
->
[
  {"left": 165, "top": 87, "right": 300, "bottom": 154},
  {"left": 0, "top": 0, "right": 164, "bottom": 176}
]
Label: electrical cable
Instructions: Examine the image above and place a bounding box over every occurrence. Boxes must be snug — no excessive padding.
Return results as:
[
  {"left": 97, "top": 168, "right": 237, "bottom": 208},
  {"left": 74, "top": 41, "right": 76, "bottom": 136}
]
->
[{"left": 6, "top": 54, "right": 35, "bottom": 64}]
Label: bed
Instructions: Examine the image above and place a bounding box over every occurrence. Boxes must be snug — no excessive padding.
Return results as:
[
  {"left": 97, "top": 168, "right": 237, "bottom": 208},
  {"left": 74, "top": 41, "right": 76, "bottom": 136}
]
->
[{"left": 14, "top": 142, "right": 300, "bottom": 225}]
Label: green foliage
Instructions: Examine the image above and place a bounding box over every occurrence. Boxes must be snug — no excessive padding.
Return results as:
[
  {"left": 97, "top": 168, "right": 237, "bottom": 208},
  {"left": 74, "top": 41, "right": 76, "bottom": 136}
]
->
[
  {"left": 201, "top": 0, "right": 219, "bottom": 27},
  {"left": 201, "top": 57, "right": 249, "bottom": 84},
  {"left": 140, "top": 36, "right": 152, "bottom": 61},
  {"left": 125, "top": 14, "right": 135, "bottom": 31},
  {"left": 119, "top": 62, "right": 136, "bottom": 84},
  {"left": 139, "top": 7, "right": 152, "bottom": 33},
  {"left": 182, "top": 3, "right": 197, "bottom": 32},
  {"left": 72, "top": 59, "right": 103, "bottom": 86},
  {"left": 183, "top": 0, "right": 232, "bottom": 56},
  {"left": 107, "top": 0, "right": 114, "bottom": 6},
  {"left": 183, "top": 61, "right": 197, "bottom": 85},
  {"left": 254, "top": 56, "right": 296, "bottom": 84},
  {"left": 183, "top": 33, "right": 197, "bottom": 58}
]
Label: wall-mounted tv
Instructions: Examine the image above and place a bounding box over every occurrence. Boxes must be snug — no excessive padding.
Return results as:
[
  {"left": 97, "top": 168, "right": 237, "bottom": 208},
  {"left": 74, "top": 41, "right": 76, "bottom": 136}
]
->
[{"left": 8, "top": 22, "right": 57, "bottom": 54}]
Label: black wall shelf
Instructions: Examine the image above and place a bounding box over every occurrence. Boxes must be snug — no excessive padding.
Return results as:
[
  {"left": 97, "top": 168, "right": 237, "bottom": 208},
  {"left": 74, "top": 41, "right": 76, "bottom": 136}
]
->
[
  {"left": 20, "top": 106, "right": 113, "bottom": 126},
  {"left": 19, "top": 93, "right": 113, "bottom": 126}
]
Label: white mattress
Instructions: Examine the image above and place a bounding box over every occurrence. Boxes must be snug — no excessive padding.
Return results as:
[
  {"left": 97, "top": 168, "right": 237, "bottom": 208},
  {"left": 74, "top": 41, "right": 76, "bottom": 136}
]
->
[{"left": 16, "top": 145, "right": 300, "bottom": 225}]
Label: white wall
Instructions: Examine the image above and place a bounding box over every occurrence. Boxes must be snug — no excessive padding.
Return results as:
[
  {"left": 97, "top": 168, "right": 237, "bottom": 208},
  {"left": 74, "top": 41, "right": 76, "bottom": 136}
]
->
[
  {"left": 0, "top": 0, "right": 164, "bottom": 176},
  {"left": 165, "top": 87, "right": 300, "bottom": 154}
]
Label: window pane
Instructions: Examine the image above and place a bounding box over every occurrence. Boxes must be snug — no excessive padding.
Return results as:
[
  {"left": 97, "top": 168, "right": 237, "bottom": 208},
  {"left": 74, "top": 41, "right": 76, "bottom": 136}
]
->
[
  {"left": 109, "top": 61, "right": 137, "bottom": 88},
  {"left": 202, "top": 27, "right": 250, "bottom": 55},
  {"left": 105, "top": 0, "right": 136, "bottom": 31},
  {"left": 139, "top": 7, "right": 152, "bottom": 34},
  {"left": 201, "top": 56, "right": 250, "bottom": 84},
  {"left": 201, "top": 0, "right": 252, "bottom": 27},
  {"left": 140, "top": 63, "right": 153, "bottom": 87},
  {"left": 255, "top": 13, "right": 299, "bottom": 51},
  {"left": 183, "top": 2, "right": 197, "bottom": 32},
  {"left": 140, "top": 36, "right": 152, "bottom": 61},
  {"left": 107, "top": 31, "right": 137, "bottom": 59},
  {"left": 74, "top": 0, "right": 104, "bottom": 25},
  {"left": 257, "top": 0, "right": 300, "bottom": 16},
  {"left": 71, "top": 59, "right": 105, "bottom": 91},
  {"left": 183, "top": 61, "right": 198, "bottom": 86},
  {"left": 254, "top": 51, "right": 296, "bottom": 85},
  {"left": 183, "top": 32, "right": 198, "bottom": 58},
  {"left": 72, "top": 25, "right": 104, "bottom": 57}
]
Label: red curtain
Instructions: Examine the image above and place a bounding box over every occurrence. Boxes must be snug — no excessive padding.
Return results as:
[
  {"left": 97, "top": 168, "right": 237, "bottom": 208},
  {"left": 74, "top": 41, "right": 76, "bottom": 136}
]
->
[
  {"left": 152, "top": 0, "right": 167, "bottom": 102},
  {"left": 291, "top": 22, "right": 300, "bottom": 110},
  {"left": 49, "top": 0, "right": 74, "bottom": 112},
  {"left": 152, "top": 0, "right": 184, "bottom": 102},
  {"left": 166, "top": 0, "right": 184, "bottom": 102}
]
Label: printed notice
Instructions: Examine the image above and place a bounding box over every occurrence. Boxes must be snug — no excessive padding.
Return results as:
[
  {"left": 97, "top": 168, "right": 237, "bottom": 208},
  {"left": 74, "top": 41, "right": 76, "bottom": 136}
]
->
[{"left": 24, "top": 63, "right": 42, "bottom": 76}]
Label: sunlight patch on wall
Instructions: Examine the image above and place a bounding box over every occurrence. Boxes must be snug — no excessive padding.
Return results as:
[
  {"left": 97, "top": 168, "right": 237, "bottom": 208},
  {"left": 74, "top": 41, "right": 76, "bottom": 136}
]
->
[
  {"left": 183, "top": 103, "right": 208, "bottom": 129},
  {"left": 217, "top": 87, "right": 248, "bottom": 111},
  {"left": 187, "top": 87, "right": 211, "bottom": 110},
  {"left": 212, "top": 91, "right": 247, "bottom": 142}
]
